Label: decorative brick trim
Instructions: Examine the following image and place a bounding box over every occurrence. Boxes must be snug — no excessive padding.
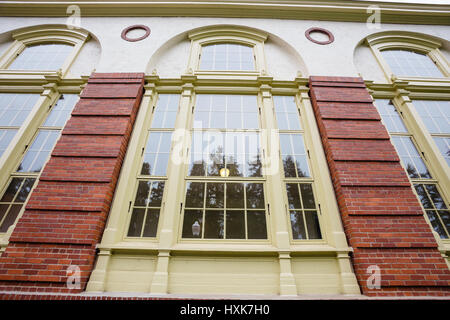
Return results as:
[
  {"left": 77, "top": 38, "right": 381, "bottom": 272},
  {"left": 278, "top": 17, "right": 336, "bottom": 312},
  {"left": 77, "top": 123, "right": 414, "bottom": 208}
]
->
[
  {"left": 308, "top": 76, "right": 450, "bottom": 296},
  {"left": 0, "top": 72, "right": 145, "bottom": 293}
]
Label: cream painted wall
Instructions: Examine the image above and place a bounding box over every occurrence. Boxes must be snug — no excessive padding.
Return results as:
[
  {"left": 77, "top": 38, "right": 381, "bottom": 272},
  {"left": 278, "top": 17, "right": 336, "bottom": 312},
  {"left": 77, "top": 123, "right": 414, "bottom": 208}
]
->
[{"left": 0, "top": 17, "right": 448, "bottom": 80}]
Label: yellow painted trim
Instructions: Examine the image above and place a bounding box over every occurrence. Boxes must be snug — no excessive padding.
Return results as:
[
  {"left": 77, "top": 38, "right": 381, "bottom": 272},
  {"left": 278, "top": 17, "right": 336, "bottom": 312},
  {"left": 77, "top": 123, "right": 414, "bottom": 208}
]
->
[{"left": 0, "top": 26, "right": 90, "bottom": 78}]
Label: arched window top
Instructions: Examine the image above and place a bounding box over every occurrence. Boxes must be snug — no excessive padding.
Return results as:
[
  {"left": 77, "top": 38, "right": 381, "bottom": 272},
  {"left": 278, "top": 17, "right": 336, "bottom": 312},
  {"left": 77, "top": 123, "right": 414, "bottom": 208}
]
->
[
  {"left": 199, "top": 43, "right": 255, "bottom": 71},
  {"left": 8, "top": 43, "right": 74, "bottom": 71},
  {"left": 187, "top": 26, "right": 267, "bottom": 75},
  {"left": 380, "top": 49, "right": 444, "bottom": 78},
  {"left": 365, "top": 31, "right": 449, "bottom": 80},
  {"left": 0, "top": 25, "right": 90, "bottom": 76}
]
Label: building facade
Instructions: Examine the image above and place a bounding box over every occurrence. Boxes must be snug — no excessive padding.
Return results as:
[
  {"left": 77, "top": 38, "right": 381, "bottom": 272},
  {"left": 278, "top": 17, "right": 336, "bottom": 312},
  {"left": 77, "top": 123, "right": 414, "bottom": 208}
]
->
[{"left": 0, "top": 0, "right": 449, "bottom": 298}]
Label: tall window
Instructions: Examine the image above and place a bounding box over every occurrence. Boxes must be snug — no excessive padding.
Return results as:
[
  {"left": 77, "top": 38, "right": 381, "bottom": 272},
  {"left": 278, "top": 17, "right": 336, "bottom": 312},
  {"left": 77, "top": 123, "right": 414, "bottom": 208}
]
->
[
  {"left": 274, "top": 96, "right": 322, "bottom": 240},
  {"left": 0, "top": 94, "right": 78, "bottom": 232},
  {"left": 8, "top": 44, "right": 74, "bottom": 71},
  {"left": 126, "top": 94, "right": 179, "bottom": 238},
  {"left": 380, "top": 49, "right": 443, "bottom": 78},
  {"left": 182, "top": 94, "right": 267, "bottom": 240},
  {"left": 200, "top": 44, "right": 255, "bottom": 71},
  {"left": 412, "top": 100, "right": 450, "bottom": 167},
  {"left": 375, "top": 99, "right": 450, "bottom": 239},
  {"left": 0, "top": 93, "right": 40, "bottom": 157}
]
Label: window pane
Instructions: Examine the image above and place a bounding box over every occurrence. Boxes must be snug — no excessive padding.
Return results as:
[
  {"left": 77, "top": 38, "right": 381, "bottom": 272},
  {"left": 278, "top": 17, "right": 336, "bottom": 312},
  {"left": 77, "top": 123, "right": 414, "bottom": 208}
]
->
[
  {"left": 425, "top": 210, "right": 448, "bottom": 239},
  {"left": 127, "top": 208, "right": 145, "bottom": 237},
  {"left": 290, "top": 211, "right": 306, "bottom": 240},
  {"left": 0, "top": 204, "right": 8, "bottom": 226},
  {"left": 204, "top": 210, "right": 224, "bottom": 239},
  {"left": 247, "top": 211, "right": 267, "bottom": 239},
  {"left": 413, "top": 100, "right": 450, "bottom": 134},
  {"left": 189, "top": 131, "right": 261, "bottom": 177},
  {"left": 438, "top": 210, "right": 450, "bottom": 236},
  {"left": 206, "top": 183, "right": 224, "bottom": 208},
  {"left": 0, "top": 129, "right": 17, "bottom": 157},
  {"left": 0, "top": 178, "right": 23, "bottom": 202},
  {"left": 0, "top": 177, "right": 36, "bottom": 232},
  {"left": 246, "top": 183, "right": 264, "bottom": 209},
  {"left": 425, "top": 184, "right": 447, "bottom": 209},
  {"left": 273, "top": 96, "right": 301, "bottom": 130},
  {"left": 286, "top": 183, "right": 301, "bottom": 209},
  {"left": 414, "top": 184, "right": 433, "bottom": 209},
  {"left": 381, "top": 50, "right": 443, "bottom": 78},
  {"left": 433, "top": 137, "right": 450, "bottom": 167},
  {"left": 391, "top": 136, "right": 431, "bottom": 179},
  {"left": 414, "top": 183, "right": 449, "bottom": 239},
  {"left": 148, "top": 181, "right": 164, "bottom": 207},
  {"left": 134, "top": 181, "right": 151, "bottom": 207},
  {"left": 9, "top": 44, "right": 73, "bottom": 70},
  {"left": 300, "top": 184, "right": 316, "bottom": 209},
  {"left": 43, "top": 94, "right": 79, "bottom": 127},
  {"left": 193, "top": 94, "right": 258, "bottom": 129},
  {"left": 128, "top": 180, "right": 164, "bottom": 238},
  {"left": 15, "top": 178, "right": 36, "bottom": 202},
  {"left": 182, "top": 209, "right": 203, "bottom": 238},
  {"left": 17, "top": 130, "right": 60, "bottom": 173},
  {"left": 280, "top": 134, "right": 310, "bottom": 178},
  {"left": 0, "top": 93, "right": 40, "bottom": 126},
  {"left": 142, "top": 209, "right": 160, "bottom": 237},
  {"left": 152, "top": 94, "right": 179, "bottom": 128},
  {"left": 226, "top": 183, "right": 244, "bottom": 208},
  {"left": 141, "top": 132, "right": 172, "bottom": 176},
  {"left": 185, "top": 182, "right": 205, "bottom": 208},
  {"left": 374, "top": 99, "right": 408, "bottom": 133},
  {"left": 0, "top": 204, "right": 22, "bottom": 232},
  {"left": 226, "top": 210, "right": 245, "bottom": 239},
  {"left": 200, "top": 43, "right": 255, "bottom": 71},
  {"left": 305, "top": 211, "right": 322, "bottom": 239}
]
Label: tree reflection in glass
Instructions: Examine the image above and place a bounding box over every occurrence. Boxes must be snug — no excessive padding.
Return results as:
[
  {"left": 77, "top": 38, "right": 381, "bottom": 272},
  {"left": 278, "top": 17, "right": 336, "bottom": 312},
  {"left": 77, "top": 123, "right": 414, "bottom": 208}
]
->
[
  {"left": 127, "top": 181, "right": 165, "bottom": 238},
  {"left": 182, "top": 182, "right": 267, "bottom": 240},
  {"left": 414, "top": 183, "right": 449, "bottom": 238}
]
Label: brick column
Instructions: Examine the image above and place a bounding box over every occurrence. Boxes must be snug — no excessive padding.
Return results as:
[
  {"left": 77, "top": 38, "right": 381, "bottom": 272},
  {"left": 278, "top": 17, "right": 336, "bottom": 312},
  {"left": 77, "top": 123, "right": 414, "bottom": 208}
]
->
[
  {"left": 0, "top": 73, "right": 145, "bottom": 293},
  {"left": 309, "top": 76, "right": 450, "bottom": 296}
]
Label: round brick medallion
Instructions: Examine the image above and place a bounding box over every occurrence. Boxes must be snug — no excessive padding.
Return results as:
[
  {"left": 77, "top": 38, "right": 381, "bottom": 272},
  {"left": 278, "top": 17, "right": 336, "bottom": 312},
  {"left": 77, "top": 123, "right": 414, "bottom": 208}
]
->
[
  {"left": 121, "top": 25, "right": 151, "bottom": 42},
  {"left": 305, "top": 27, "right": 334, "bottom": 45}
]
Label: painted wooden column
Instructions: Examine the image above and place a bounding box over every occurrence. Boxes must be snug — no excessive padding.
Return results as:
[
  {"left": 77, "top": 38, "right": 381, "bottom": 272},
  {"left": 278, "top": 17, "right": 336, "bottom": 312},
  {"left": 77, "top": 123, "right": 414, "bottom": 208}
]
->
[{"left": 258, "top": 76, "right": 298, "bottom": 296}]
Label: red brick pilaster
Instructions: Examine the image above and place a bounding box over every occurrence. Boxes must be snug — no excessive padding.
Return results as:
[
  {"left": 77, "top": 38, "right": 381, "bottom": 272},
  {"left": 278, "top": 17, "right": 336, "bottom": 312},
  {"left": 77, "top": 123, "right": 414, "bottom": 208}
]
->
[
  {"left": 309, "top": 76, "right": 450, "bottom": 296},
  {"left": 0, "top": 73, "right": 145, "bottom": 293}
]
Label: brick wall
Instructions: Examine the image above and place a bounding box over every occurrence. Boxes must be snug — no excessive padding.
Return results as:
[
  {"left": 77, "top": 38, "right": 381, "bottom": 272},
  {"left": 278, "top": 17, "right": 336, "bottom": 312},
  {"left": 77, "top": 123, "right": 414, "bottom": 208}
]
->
[
  {"left": 309, "top": 76, "right": 450, "bottom": 296},
  {"left": 0, "top": 73, "right": 145, "bottom": 293}
]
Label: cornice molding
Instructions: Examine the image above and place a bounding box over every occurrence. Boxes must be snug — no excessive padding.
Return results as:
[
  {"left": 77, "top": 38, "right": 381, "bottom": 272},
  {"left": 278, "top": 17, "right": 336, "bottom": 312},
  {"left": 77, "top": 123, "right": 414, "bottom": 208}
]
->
[{"left": 0, "top": 1, "right": 449, "bottom": 25}]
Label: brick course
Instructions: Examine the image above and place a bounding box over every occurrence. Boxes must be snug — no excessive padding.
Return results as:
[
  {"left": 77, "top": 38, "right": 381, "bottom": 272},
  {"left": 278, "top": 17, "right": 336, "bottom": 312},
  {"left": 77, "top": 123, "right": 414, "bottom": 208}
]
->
[
  {"left": 309, "top": 76, "right": 450, "bottom": 296},
  {"left": 0, "top": 72, "right": 145, "bottom": 293}
]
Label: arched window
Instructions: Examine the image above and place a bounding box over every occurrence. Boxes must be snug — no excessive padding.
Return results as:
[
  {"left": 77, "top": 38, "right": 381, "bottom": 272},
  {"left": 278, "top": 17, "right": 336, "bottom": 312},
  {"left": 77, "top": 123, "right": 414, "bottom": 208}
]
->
[
  {"left": 199, "top": 43, "right": 255, "bottom": 71},
  {"left": 187, "top": 27, "right": 267, "bottom": 75},
  {"left": 380, "top": 49, "right": 443, "bottom": 78},
  {"left": 0, "top": 26, "right": 89, "bottom": 77},
  {"left": 366, "top": 31, "right": 449, "bottom": 81},
  {"left": 8, "top": 43, "right": 74, "bottom": 71}
]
